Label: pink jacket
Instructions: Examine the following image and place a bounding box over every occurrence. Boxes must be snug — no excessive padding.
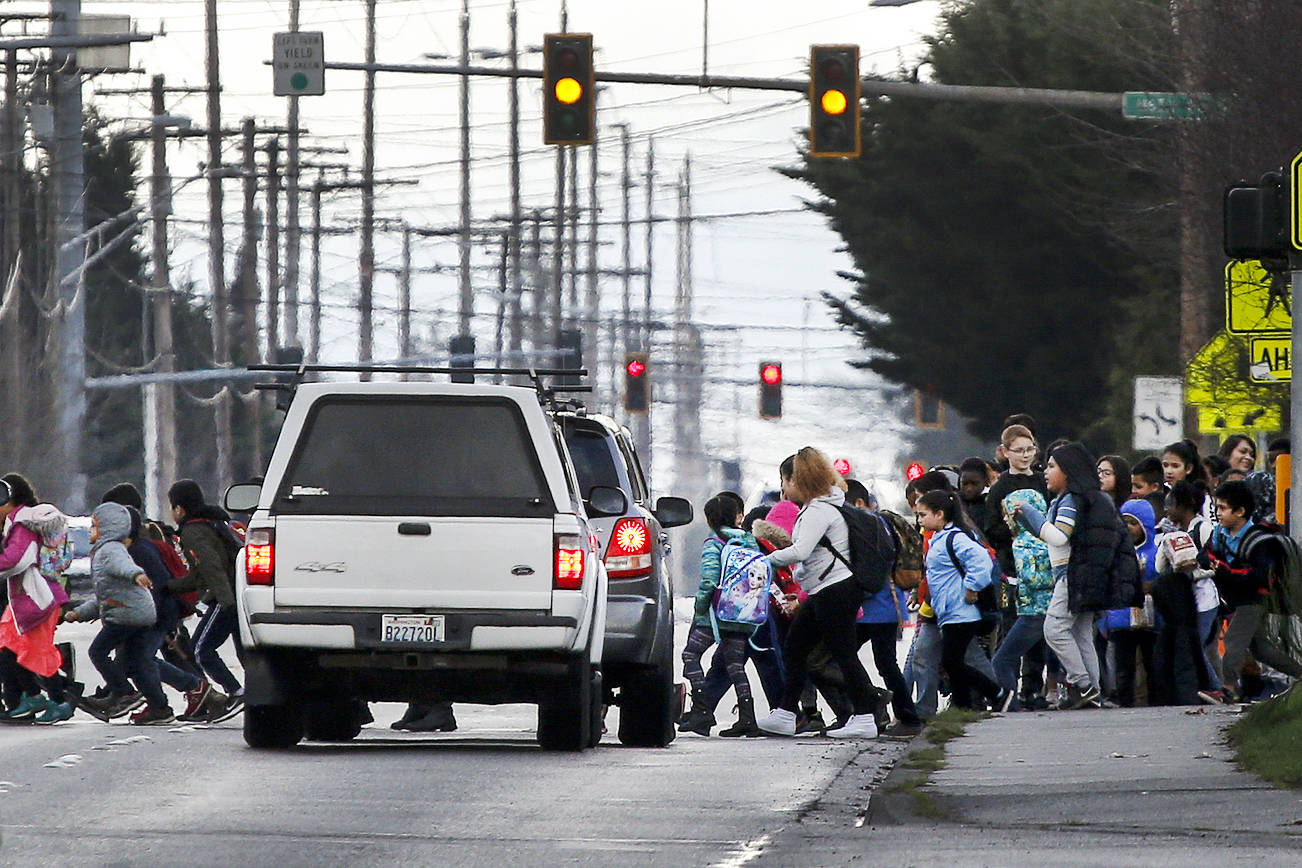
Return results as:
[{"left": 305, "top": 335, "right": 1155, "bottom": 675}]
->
[{"left": 1, "top": 511, "right": 68, "bottom": 634}]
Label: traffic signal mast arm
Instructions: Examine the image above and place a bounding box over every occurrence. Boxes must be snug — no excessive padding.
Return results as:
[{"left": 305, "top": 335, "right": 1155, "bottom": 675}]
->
[{"left": 310, "top": 59, "right": 1127, "bottom": 112}]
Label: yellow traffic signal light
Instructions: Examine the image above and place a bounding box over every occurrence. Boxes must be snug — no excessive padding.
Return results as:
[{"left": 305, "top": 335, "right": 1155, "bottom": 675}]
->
[
  {"left": 809, "top": 45, "right": 860, "bottom": 158},
  {"left": 544, "top": 33, "right": 594, "bottom": 146}
]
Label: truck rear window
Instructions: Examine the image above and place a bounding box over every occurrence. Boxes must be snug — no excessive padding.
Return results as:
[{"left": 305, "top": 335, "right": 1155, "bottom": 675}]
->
[
  {"left": 275, "top": 396, "right": 554, "bottom": 517},
  {"left": 563, "top": 428, "right": 622, "bottom": 498}
]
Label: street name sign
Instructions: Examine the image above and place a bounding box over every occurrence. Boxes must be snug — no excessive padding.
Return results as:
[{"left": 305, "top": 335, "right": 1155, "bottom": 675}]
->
[
  {"left": 1122, "top": 91, "right": 1207, "bottom": 121},
  {"left": 273, "top": 31, "right": 325, "bottom": 96}
]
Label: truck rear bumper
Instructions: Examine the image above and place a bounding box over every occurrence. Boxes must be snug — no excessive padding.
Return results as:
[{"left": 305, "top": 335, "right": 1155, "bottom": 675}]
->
[{"left": 247, "top": 609, "right": 579, "bottom": 652}]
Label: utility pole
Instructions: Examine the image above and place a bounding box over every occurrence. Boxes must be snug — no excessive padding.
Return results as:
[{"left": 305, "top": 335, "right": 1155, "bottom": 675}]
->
[
  {"left": 310, "top": 172, "right": 322, "bottom": 363},
  {"left": 52, "top": 0, "right": 87, "bottom": 513},
  {"left": 552, "top": 148, "right": 566, "bottom": 348},
  {"left": 529, "top": 210, "right": 545, "bottom": 354},
  {"left": 399, "top": 223, "right": 412, "bottom": 365},
  {"left": 673, "top": 156, "right": 703, "bottom": 520},
  {"left": 239, "top": 118, "right": 264, "bottom": 477},
  {"left": 265, "top": 137, "right": 281, "bottom": 359},
  {"left": 495, "top": 232, "right": 508, "bottom": 378},
  {"left": 205, "top": 0, "right": 233, "bottom": 492},
  {"left": 633, "top": 137, "right": 655, "bottom": 480},
  {"left": 2, "top": 49, "right": 24, "bottom": 456},
  {"left": 359, "top": 0, "right": 376, "bottom": 375},
  {"left": 284, "top": 0, "right": 302, "bottom": 350},
  {"left": 584, "top": 131, "right": 600, "bottom": 405},
  {"left": 567, "top": 141, "right": 579, "bottom": 318},
  {"left": 507, "top": 0, "right": 524, "bottom": 366},
  {"left": 457, "top": 0, "right": 472, "bottom": 339},
  {"left": 618, "top": 124, "right": 632, "bottom": 356},
  {"left": 144, "top": 74, "right": 178, "bottom": 520}
]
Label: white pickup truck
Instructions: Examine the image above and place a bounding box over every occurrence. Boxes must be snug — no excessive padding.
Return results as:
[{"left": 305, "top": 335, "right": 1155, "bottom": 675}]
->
[{"left": 226, "top": 379, "right": 626, "bottom": 751}]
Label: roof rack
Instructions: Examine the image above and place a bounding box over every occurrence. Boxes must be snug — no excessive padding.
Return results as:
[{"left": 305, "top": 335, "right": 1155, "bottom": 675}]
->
[{"left": 248, "top": 363, "right": 590, "bottom": 412}]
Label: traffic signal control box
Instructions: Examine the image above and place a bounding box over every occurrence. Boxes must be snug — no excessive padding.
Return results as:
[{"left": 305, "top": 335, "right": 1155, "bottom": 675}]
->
[
  {"left": 544, "top": 33, "right": 595, "bottom": 146},
  {"left": 809, "top": 45, "right": 860, "bottom": 158}
]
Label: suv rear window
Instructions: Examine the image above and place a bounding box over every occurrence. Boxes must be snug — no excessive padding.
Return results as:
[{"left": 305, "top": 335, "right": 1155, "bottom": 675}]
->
[
  {"left": 275, "top": 396, "right": 554, "bottom": 517},
  {"left": 564, "top": 427, "right": 622, "bottom": 499}
]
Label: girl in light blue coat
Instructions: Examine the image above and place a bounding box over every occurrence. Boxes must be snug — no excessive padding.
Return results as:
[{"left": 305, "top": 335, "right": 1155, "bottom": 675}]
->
[{"left": 916, "top": 490, "right": 1011, "bottom": 712}]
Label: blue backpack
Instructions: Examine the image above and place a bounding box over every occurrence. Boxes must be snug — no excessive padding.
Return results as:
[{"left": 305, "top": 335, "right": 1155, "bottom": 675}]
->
[{"left": 710, "top": 538, "right": 773, "bottom": 638}]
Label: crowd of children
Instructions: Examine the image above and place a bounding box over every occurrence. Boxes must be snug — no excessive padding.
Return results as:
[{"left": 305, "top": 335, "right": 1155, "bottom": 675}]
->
[
  {"left": 681, "top": 419, "right": 1301, "bottom": 738},
  {"left": 0, "top": 475, "right": 245, "bottom": 727}
]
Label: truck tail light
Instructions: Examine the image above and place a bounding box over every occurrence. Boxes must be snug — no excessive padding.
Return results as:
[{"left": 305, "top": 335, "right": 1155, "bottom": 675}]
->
[
  {"left": 555, "top": 533, "right": 585, "bottom": 590},
  {"left": 245, "top": 528, "right": 275, "bottom": 586},
  {"left": 605, "top": 517, "right": 653, "bottom": 578}
]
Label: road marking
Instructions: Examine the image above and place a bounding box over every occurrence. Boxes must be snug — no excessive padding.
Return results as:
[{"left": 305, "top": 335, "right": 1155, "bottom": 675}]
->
[{"left": 712, "top": 830, "right": 775, "bottom": 868}]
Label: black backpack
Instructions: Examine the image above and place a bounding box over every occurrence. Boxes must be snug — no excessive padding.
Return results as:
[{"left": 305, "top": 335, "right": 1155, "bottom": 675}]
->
[
  {"left": 944, "top": 527, "right": 1001, "bottom": 627},
  {"left": 818, "top": 504, "right": 896, "bottom": 595}
]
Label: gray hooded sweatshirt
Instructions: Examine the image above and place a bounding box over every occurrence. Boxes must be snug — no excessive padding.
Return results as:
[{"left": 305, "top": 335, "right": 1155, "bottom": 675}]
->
[
  {"left": 74, "top": 502, "right": 156, "bottom": 627},
  {"left": 766, "top": 488, "right": 853, "bottom": 596}
]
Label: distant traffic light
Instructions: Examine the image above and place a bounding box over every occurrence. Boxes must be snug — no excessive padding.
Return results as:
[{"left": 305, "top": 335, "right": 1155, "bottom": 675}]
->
[
  {"left": 543, "top": 33, "right": 594, "bottom": 145},
  {"left": 759, "top": 361, "right": 783, "bottom": 419},
  {"left": 624, "top": 352, "right": 649, "bottom": 412},
  {"left": 809, "top": 45, "right": 860, "bottom": 158}
]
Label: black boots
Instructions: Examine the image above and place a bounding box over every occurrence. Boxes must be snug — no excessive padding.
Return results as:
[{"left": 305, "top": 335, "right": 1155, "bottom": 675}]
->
[
  {"left": 718, "top": 695, "right": 761, "bottom": 738},
  {"left": 676, "top": 690, "right": 715, "bottom": 736}
]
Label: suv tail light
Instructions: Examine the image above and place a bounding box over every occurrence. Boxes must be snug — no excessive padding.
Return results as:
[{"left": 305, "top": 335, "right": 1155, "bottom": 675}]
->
[
  {"left": 605, "top": 517, "right": 653, "bottom": 578},
  {"left": 555, "top": 533, "right": 585, "bottom": 590},
  {"left": 245, "top": 528, "right": 275, "bottom": 586}
]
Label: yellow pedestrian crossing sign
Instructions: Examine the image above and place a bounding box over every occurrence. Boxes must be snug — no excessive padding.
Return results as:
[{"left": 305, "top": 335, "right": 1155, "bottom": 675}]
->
[
  {"left": 1292, "top": 151, "right": 1302, "bottom": 250},
  {"left": 1249, "top": 336, "right": 1291, "bottom": 382},
  {"left": 1226, "top": 260, "right": 1291, "bottom": 334}
]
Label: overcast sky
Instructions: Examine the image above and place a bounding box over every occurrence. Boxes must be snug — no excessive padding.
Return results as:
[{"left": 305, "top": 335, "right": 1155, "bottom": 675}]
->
[{"left": 19, "top": 0, "right": 945, "bottom": 500}]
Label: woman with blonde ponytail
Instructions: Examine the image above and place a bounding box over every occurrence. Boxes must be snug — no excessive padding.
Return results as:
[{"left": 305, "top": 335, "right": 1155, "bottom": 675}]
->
[{"left": 756, "top": 448, "right": 880, "bottom": 739}]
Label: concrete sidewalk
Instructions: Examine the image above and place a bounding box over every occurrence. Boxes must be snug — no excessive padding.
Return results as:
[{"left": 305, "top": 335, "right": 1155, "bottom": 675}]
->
[{"left": 755, "top": 705, "right": 1302, "bottom": 866}]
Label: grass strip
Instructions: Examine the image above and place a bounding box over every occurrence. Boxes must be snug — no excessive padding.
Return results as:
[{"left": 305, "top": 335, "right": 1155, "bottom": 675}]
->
[{"left": 1227, "top": 685, "right": 1302, "bottom": 789}]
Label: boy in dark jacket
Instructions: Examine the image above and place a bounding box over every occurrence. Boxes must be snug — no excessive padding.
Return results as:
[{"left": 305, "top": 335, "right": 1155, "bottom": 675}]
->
[
  {"left": 1203, "top": 480, "right": 1302, "bottom": 700},
  {"left": 167, "top": 479, "right": 244, "bottom": 721}
]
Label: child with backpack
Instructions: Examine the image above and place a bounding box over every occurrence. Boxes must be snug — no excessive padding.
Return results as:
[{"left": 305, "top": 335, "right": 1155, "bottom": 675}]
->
[
  {"left": 62, "top": 502, "right": 159, "bottom": 720},
  {"left": 0, "top": 474, "right": 80, "bottom": 723},
  {"left": 679, "top": 494, "right": 766, "bottom": 738},
  {"left": 167, "top": 479, "right": 245, "bottom": 721},
  {"left": 916, "top": 489, "right": 1011, "bottom": 711},
  {"left": 756, "top": 448, "right": 881, "bottom": 739}
]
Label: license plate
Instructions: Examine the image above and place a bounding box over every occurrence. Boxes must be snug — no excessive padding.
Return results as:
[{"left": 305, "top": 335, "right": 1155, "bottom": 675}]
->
[{"left": 380, "top": 614, "right": 445, "bottom": 644}]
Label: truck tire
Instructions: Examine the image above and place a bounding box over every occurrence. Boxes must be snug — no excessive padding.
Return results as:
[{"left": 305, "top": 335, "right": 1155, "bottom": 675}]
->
[
  {"left": 617, "top": 641, "right": 676, "bottom": 748},
  {"left": 244, "top": 703, "right": 304, "bottom": 749},
  {"left": 537, "top": 659, "right": 593, "bottom": 751},
  {"left": 304, "top": 699, "right": 369, "bottom": 742}
]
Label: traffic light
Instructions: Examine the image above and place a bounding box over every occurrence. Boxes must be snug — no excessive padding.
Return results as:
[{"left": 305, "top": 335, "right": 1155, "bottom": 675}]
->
[
  {"left": 905, "top": 462, "right": 926, "bottom": 482},
  {"left": 809, "top": 45, "right": 860, "bottom": 158},
  {"left": 624, "top": 352, "right": 649, "bottom": 412},
  {"left": 1224, "top": 169, "right": 1287, "bottom": 263},
  {"left": 759, "top": 361, "right": 782, "bottom": 419},
  {"left": 543, "top": 33, "right": 594, "bottom": 146}
]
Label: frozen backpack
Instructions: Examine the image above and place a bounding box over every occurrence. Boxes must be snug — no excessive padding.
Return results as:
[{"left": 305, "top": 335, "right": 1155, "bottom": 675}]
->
[
  {"left": 711, "top": 537, "right": 772, "bottom": 636},
  {"left": 16, "top": 504, "right": 73, "bottom": 588}
]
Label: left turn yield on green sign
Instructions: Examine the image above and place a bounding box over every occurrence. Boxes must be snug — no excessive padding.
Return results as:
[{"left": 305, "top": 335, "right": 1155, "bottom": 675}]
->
[{"left": 273, "top": 31, "right": 325, "bottom": 97}]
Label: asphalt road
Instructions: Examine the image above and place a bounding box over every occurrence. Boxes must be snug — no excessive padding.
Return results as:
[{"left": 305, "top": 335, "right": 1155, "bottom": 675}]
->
[
  {"left": 0, "top": 617, "right": 907, "bottom": 867},
  {"left": 0, "top": 701, "right": 902, "bottom": 867}
]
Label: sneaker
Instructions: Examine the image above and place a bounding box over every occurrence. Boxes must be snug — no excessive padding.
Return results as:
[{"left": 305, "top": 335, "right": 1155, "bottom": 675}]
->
[
  {"left": 107, "top": 692, "right": 145, "bottom": 720},
  {"left": 882, "top": 720, "right": 923, "bottom": 740},
  {"left": 403, "top": 703, "right": 458, "bottom": 733},
  {"left": 827, "top": 714, "right": 878, "bottom": 739},
  {"left": 794, "top": 710, "right": 826, "bottom": 735},
  {"left": 1072, "top": 685, "right": 1102, "bottom": 710},
  {"left": 206, "top": 691, "right": 245, "bottom": 724},
  {"left": 756, "top": 708, "right": 797, "bottom": 736},
  {"left": 177, "top": 681, "right": 213, "bottom": 721},
  {"left": 998, "top": 689, "right": 1017, "bottom": 713},
  {"left": 1197, "top": 689, "right": 1225, "bottom": 705},
  {"left": 2, "top": 693, "right": 50, "bottom": 722},
  {"left": 33, "top": 702, "right": 75, "bottom": 725},
  {"left": 130, "top": 705, "right": 176, "bottom": 726}
]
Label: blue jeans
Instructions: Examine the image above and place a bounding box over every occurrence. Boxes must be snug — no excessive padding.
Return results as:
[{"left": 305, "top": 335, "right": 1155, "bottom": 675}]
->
[
  {"left": 194, "top": 604, "right": 243, "bottom": 694},
  {"left": 906, "top": 620, "right": 997, "bottom": 718},
  {"left": 991, "top": 615, "right": 1045, "bottom": 707},
  {"left": 90, "top": 622, "right": 166, "bottom": 708},
  {"left": 127, "top": 623, "right": 202, "bottom": 694}
]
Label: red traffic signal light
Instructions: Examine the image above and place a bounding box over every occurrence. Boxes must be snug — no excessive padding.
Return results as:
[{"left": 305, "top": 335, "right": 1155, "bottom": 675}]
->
[
  {"left": 809, "top": 45, "right": 860, "bottom": 158},
  {"left": 759, "top": 361, "right": 783, "bottom": 419},
  {"left": 905, "top": 462, "right": 926, "bottom": 482},
  {"left": 623, "top": 352, "right": 649, "bottom": 413},
  {"left": 544, "top": 33, "right": 594, "bottom": 146}
]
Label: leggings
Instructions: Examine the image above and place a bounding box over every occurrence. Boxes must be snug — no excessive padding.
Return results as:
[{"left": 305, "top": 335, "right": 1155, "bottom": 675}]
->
[
  {"left": 941, "top": 620, "right": 1003, "bottom": 709},
  {"left": 682, "top": 624, "right": 751, "bottom": 704},
  {"left": 779, "top": 579, "right": 875, "bottom": 715}
]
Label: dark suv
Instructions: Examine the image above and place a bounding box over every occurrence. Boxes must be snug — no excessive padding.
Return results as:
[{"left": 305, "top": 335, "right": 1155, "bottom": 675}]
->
[{"left": 558, "top": 411, "right": 692, "bottom": 747}]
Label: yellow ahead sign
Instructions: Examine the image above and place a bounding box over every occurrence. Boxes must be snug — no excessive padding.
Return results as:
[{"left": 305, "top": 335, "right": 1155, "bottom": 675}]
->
[
  {"left": 1226, "top": 260, "right": 1292, "bottom": 334},
  {"left": 1249, "top": 335, "right": 1291, "bottom": 382}
]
